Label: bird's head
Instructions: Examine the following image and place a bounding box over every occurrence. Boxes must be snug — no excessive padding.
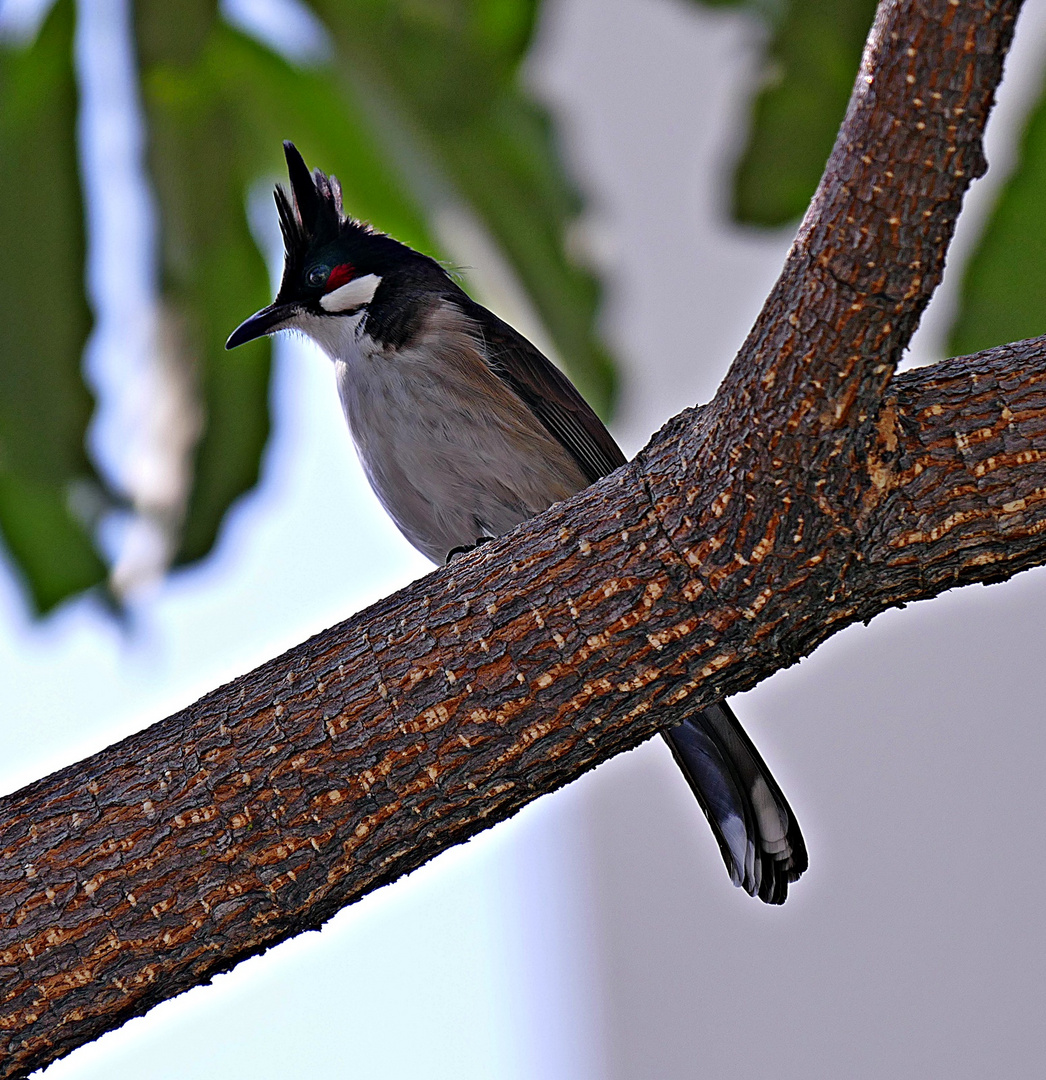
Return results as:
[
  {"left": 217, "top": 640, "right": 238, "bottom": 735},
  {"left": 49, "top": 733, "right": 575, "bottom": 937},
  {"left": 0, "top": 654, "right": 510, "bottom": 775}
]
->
[{"left": 226, "top": 141, "right": 424, "bottom": 350}]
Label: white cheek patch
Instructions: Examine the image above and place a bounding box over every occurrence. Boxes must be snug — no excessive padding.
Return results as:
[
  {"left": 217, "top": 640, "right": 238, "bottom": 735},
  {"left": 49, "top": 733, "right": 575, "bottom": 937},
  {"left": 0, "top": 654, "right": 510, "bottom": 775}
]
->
[{"left": 320, "top": 273, "right": 382, "bottom": 313}]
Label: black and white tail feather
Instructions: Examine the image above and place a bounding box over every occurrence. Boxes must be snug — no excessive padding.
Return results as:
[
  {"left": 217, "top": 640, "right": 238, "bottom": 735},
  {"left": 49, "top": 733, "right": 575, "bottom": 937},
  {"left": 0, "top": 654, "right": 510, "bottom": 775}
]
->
[{"left": 663, "top": 703, "right": 807, "bottom": 904}]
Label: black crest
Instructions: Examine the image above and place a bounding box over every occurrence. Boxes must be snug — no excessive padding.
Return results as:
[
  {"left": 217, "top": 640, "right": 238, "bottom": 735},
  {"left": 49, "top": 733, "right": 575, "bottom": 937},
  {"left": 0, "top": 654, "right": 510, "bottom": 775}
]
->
[
  {"left": 274, "top": 141, "right": 350, "bottom": 291},
  {"left": 274, "top": 141, "right": 426, "bottom": 300},
  {"left": 277, "top": 142, "right": 344, "bottom": 246}
]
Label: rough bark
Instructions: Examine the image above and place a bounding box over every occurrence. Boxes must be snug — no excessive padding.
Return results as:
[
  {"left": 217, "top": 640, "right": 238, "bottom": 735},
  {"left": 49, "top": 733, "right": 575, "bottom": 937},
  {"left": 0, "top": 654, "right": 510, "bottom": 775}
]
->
[{"left": 0, "top": 0, "right": 1037, "bottom": 1075}]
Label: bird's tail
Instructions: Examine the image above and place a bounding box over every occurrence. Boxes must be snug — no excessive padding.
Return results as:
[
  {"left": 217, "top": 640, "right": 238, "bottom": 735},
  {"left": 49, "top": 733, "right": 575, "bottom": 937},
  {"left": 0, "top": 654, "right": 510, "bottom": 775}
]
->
[{"left": 663, "top": 701, "right": 807, "bottom": 904}]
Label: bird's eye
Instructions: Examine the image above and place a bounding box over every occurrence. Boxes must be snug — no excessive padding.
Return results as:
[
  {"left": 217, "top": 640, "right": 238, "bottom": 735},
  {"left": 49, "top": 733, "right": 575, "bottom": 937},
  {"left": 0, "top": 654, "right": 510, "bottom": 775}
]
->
[{"left": 306, "top": 265, "right": 329, "bottom": 289}]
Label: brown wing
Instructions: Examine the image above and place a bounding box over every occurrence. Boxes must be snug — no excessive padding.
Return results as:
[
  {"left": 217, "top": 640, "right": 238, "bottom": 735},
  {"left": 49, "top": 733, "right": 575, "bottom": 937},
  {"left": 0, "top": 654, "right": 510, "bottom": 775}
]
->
[{"left": 451, "top": 292, "right": 627, "bottom": 484}]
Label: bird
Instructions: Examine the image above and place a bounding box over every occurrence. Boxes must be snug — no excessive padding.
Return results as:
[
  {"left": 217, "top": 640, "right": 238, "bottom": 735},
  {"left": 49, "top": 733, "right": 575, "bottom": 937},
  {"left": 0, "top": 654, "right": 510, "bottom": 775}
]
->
[{"left": 227, "top": 141, "right": 807, "bottom": 904}]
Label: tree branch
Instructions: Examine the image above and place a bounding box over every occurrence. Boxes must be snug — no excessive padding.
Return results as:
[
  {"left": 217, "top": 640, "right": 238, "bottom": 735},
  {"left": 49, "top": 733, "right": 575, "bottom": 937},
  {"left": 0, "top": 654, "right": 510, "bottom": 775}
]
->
[{"left": 0, "top": 0, "right": 1034, "bottom": 1075}]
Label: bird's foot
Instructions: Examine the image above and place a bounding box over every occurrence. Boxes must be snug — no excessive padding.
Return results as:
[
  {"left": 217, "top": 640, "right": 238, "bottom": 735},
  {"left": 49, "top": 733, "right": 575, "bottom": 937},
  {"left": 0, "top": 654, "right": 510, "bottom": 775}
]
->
[{"left": 446, "top": 536, "right": 495, "bottom": 562}]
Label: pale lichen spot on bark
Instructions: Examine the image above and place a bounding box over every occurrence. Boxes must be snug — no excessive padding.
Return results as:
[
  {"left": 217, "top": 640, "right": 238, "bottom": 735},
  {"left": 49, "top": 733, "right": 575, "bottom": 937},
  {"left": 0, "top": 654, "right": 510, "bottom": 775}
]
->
[
  {"left": 750, "top": 536, "right": 774, "bottom": 563},
  {"left": 518, "top": 718, "right": 554, "bottom": 749},
  {"left": 646, "top": 618, "right": 697, "bottom": 650},
  {"left": 966, "top": 550, "right": 1001, "bottom": 567},
  {"left": 415, "top": 703, "right": 450, "bottom": 731},
  {"left": 581, "top": 678, "right": 613, "bottom": 702},
  {"left": 682, "top": 579, "right": 704, "bottom": 601},
  {"left": 895, "top": 508, "right": 981, "bottom": 545},
  {"left": 602, "top": 578, "right": 628, "bottom": 599},
  {"left": 579, "top": 538, "right": 592, "bottom": 555},
  {"left": 617, "top": 667, "right": 661, "bottom": 693}
]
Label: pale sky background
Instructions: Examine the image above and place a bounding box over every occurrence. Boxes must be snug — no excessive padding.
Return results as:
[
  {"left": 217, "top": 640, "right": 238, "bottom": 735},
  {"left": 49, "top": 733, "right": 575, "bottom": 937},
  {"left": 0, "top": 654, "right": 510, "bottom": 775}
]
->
[{"left": 2, "top": 0, "right": 1046, "bottom": 1077}]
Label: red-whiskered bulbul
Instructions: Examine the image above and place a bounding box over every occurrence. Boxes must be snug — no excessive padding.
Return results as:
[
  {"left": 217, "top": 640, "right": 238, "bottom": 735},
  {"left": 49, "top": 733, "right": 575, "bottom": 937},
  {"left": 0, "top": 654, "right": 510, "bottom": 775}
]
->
[{"left": 227, "top": 142, "right": 807, "bottom": 903}]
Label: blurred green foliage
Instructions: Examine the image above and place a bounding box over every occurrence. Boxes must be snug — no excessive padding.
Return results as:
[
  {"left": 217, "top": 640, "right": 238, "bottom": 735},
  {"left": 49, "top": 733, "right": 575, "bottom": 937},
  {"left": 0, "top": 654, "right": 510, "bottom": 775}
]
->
[
  {"left": 0, "top": 0, "right": 106, "bottom": 611},
  {"left": 948, "top": 72, "right": 1046, "bottom": 358},
  {"left": 1, "top": 0, "right": 1045, "bottom": 616},
  {"left": 725, "top": 0, "right": 880, "bottom": 225}
]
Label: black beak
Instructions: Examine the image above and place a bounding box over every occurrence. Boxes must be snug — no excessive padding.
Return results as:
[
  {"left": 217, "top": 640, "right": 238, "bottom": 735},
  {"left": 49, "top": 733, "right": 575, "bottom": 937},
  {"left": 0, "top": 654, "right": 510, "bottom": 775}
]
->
[{"left": 225, "top": 302, "right": 295, "bottom": 349}]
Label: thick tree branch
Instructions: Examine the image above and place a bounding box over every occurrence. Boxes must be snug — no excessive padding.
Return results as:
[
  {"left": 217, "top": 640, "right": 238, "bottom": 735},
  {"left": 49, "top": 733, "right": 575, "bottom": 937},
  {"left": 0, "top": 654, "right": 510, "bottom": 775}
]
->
[{"left": 0, "top": 0, "right": 1036, "bottom": 1075}]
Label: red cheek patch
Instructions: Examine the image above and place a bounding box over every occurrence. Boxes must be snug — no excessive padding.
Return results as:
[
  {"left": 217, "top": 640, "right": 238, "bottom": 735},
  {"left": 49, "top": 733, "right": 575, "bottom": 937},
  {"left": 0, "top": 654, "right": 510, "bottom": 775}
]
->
[{"left": 325, "top": 263, "right": 355, "bottom": 292}]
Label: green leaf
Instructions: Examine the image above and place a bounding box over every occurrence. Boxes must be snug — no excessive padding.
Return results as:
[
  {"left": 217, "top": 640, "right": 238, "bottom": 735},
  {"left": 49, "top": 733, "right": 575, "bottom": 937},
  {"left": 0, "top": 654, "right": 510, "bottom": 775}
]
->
[
  {"left": 947, "top": 78, "right": 1046, "bottom": 357},
  {"left": 0, "top": 0, "right": 106, "bottom": 613},
  {"left": 211, "top": 29, "right": 438, "bottom": 256},
  {"left": 307, "top": 0, "right": 618, "bottom": 414},
  {"left": 136, "top": 0, "right": 274, "bottom": 566},
  {"left": 728, "top": 0, "right": 878, "bottom": 226}
]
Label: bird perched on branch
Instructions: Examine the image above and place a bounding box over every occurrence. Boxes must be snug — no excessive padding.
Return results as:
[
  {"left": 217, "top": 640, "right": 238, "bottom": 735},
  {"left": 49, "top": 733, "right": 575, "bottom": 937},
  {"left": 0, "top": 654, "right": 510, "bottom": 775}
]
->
[{"left": 227, "top": 141, "right": 807, "bottom": 903}]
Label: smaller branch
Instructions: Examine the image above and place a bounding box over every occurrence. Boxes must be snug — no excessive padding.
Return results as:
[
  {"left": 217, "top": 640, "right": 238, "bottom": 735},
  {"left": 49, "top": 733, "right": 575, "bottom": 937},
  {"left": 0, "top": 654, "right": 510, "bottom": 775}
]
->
[{"left": 871, "top": 336, "right": 1046, "bottom": 595}]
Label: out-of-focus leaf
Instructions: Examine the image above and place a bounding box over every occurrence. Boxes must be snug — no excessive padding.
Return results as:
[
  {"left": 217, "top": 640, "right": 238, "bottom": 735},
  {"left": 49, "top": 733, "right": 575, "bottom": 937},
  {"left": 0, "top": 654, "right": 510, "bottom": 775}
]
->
[
  {"left": 135, "top": 0, "right": 273, "bottom": 566},
  {"left": 0, "top": 0, "right": 106, "bottom": 612},
  {"left": 212, "top": 28, "right": 438, "bottom": 256},
  {"left": 948, "top": 79, "right": 1046, "bottom": 357},
  {"left": 724, "top": 0, "right": 878, "bottom": 226},
  {"left": 308, "top": 0, "right": 618, "bottom": 414}
]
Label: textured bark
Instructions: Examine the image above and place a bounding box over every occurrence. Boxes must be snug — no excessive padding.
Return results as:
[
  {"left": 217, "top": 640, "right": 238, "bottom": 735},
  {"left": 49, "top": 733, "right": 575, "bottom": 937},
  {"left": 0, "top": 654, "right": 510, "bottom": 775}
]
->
[{"left": 0, "top": 0, "right": 1037, "bottom": 1075}]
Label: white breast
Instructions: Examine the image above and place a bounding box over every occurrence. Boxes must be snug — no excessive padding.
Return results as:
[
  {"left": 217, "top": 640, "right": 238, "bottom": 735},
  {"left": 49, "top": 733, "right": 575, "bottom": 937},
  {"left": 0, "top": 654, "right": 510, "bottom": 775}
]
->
[{"left": 294, "top": 303, "right": 588, "bottom": 564}]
